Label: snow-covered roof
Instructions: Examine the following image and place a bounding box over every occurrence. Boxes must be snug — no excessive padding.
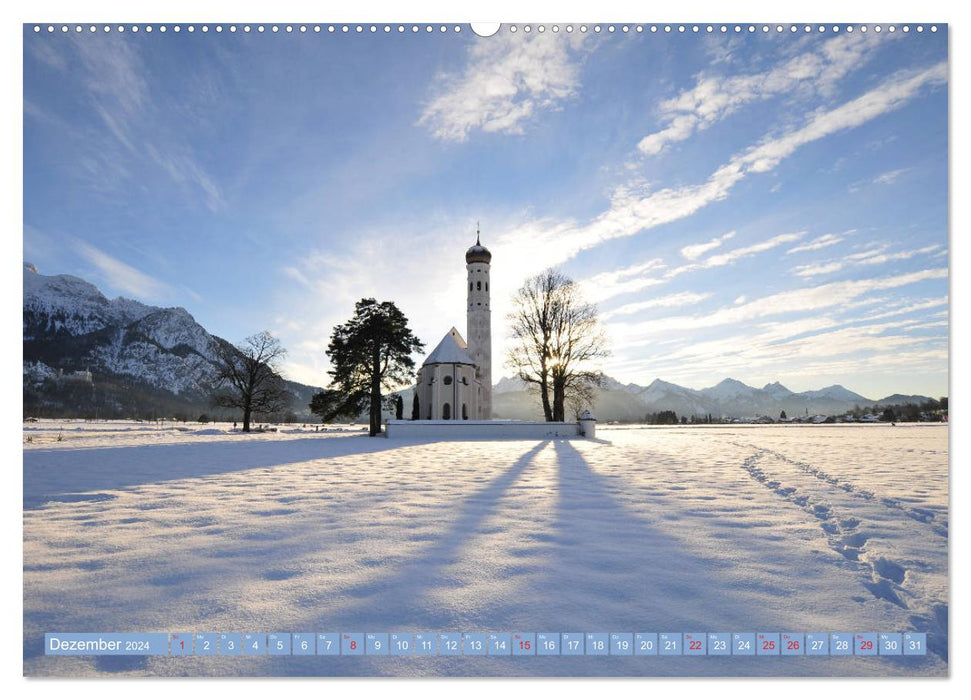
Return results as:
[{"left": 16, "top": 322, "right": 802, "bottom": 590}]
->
[{"left": 423, "top": 327, "right": 475, "bottom": 366}]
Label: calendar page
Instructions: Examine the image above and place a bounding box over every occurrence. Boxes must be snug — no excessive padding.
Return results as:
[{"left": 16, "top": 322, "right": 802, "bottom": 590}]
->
[{"left": 22, "top": 18, "right": 948, "bottom": 679}]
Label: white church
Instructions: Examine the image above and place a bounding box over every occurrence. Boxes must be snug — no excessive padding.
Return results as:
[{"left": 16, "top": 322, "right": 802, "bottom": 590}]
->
[
  {"left": 414, "top": 229, "right": 493, "bottom": 420},
  {"left": 388, "top": 228, "right": 594, "bottom": 439}
]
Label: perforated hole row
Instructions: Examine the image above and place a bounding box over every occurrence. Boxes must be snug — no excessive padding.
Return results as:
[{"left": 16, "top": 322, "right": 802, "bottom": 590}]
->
[{"left": 31, "top": 24, "right": 941, "bottom": 35}]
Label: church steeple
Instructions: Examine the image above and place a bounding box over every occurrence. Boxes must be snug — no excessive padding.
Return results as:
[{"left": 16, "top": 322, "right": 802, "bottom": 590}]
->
[{"left": 466, "top": 225, "right": 493, "bottom": 419}]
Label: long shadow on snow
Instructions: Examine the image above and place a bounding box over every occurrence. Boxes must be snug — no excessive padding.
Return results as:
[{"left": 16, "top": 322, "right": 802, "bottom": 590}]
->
[
  {"left": 23, "top": 435, "right": 403, "bottom": 509},
  {"left": 299, "top": 440, "right": 551, "bottom": 631}
]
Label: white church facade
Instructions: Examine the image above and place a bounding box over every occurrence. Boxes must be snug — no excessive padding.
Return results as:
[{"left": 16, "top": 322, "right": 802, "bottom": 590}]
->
[{"left": 414, "top": 230, "right": 493, "bottom": 420}]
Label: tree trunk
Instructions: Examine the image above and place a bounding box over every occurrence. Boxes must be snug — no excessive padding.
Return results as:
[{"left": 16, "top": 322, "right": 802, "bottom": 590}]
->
[
  {"left": 242, "top": 404, "right": 252, "bottom": 432},
  {"left": 539, "top": 376, "right": 553, "bottom": 422},
  {"left": 369, "top": 344, "right": 382, "bottom": 436},
  {"left": 552, "top": 376, "right": 565, "bottom": 422}
]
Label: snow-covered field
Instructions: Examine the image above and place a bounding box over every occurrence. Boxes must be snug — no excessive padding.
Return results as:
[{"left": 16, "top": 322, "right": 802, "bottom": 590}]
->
[{"left": 22, "top": 420, "right": 948, "bottom": 677}]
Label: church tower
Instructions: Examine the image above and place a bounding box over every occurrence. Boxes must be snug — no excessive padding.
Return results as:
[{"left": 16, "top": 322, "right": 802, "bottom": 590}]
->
[{"left": 465, "top": 225, "right": 493, "bottom": 418}]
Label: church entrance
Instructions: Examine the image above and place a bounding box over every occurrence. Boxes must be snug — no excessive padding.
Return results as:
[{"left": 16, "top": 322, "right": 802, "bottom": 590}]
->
[{"left": 442, "top": 403, "right": 451, "bottom": 420}]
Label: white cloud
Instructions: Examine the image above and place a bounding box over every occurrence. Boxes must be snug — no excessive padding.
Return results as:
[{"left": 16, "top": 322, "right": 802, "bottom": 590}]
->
[
  {"left": 787, "top": 232, "right": 846, "bottom": 254},
  {"left": 609, "top": 267, "right": 947, "bottom": 340},
  {"left": 73, "top": 240, "right": 172, "bottom": 301},
  {"left": 680, "top": 231, "right": 736, "bottom": 260},
  {"left": 873, "top": 167, "right": 911, "bottom": 185},
  {"left": 792, "top": 261, "right": 845, "bottom": 278},
  {"left": 601, "top": 292, "right": 712, "bottom": 319},
  {"left": 419, "top": 32, "right": 586, "bottom": 142},
  {"left": 702, "top": 232, "right": 805, "bottom": 267},
  {"left": 638, "top": 32, "right": 890, "bottom": 156},
  {"left": 494, "top": 62, "right": 945, "bottom": 278}
]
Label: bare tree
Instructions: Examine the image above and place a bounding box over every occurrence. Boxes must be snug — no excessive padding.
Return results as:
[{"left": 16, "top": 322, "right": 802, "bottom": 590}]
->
[
  {"left": 213, "top": 331, "right": 291, "bottom": 432},
  {"left": 566, "top": 372, "right": 604, "bottom": 420},
  {"left": 507, "top": 268, "right": 609, "bottom": 422}
]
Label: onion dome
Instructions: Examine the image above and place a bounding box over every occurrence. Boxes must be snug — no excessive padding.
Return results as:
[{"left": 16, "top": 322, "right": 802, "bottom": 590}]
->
[{"left": 465, "top": 226, "right": 492, "bottom": 264}]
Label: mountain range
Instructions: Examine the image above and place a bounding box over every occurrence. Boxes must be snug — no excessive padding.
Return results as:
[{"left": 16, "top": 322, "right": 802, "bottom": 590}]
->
[
  {"left": 492, "top": 374, "right": 933, "bottom": 422},
  {"left": 23, "top": 263, "right": 933, "bottom": 422},
  {"left": 23, "top": 263, "right": 322, "bottom": 420}
]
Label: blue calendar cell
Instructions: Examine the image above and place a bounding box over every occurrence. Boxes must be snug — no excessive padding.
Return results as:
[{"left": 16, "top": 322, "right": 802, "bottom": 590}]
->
[
  {"left": 659, "top": 633, "right": 681, "bottom": 655},
  {"left": 463, "top": 633, "right": 487, "bottom": 656},
  {"left": 292, "top": 633, "right": 315, "bottom": 655},
  {"left": 635, "top": 633, "right": 658, "bottom": 656},
  {"left": 903, "top": 632, "right": 927, "bottom": 656},
  {"left": 757, "top": 633, "right": 780, "bottom": 655},
  {"left": 414, "top": 633, "right": 436, "bottom": 656},
  {"left": 219, "top": 633, "right": 242, "bottom": 655},
  {"left": 830, "top": 633, "right": 853, "bottom": 656},
  {"left": 537, "top": 633, "right": 560, "bottom": 655},
  {"left": 243, "top": 633, "right": 265, "bottom": 655},
  {"left": 195, "top": 633, "right": 218, "bottom": 656},
  {"left": 440, "top": 633, "right": 463, "bottom": 655},
  {"left": 561, "top": 633, "right": 585, "bottom": 655},
  {"left": 341, "top": 633, "right": 365, "bottom": 656},
  {"left": 489, "top": 633, "right": 511, "bottom": 655},
  {"left": 879, "top": 633, "right": 902, "bottom": 655},
  {"left": 610, "top": 633, "right": 633, "bottom": 655},
  {"left": 170, "top": 632, "right": 192, "bottom": 656},
  {"left": 855, "top": 633, "right": 878, "bottom": 656},
  {"left": 366, "top": 633, "right": 389, "bottom": 655},
  {"left": 781, "top": 633, "right": 804, "bottom": 656},
  {"left": 586, "top": 633, "right": 609, "bottom": 656},
  {"left": 316, "top": 633, "right": 339, "bottom": 655},
  {"left": 512, "top": 633, "right": 535, "bottom": 655},
  {"left": 390, "top": 633, "right": 413, "bottom": 655},
  {"left": 684, "top": 633, "right": 706, "bottom": 656},
  {"left": 268, "top": 633, "right": 290, "bottom": 655},
  {"left": 733, "top": 633, "right": 755, "bottom": 655},
  {"left": 805, "top": 633, "right": 829, "bottom": 656},
  {"left": 708, "top": 633, "right": 731, "bottom": 656}
]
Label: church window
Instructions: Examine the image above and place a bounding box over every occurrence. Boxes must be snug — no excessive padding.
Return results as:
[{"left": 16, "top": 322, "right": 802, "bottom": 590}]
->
[
  {"left": 477, "top": 281, "right": 482, "bottom": 291},
  {"left": 442, "top": 402, "right": 451, "bottom": 420},
  {"left": 469, "top": 282, "right": 473, "bottom": 291},
  {"left": 462, "top": 404, "right": 468, "bottom": 420},
  {"left": 485, "top": 282, "right": 489, "bottom": 291},
  {"left": 443, "top": 375, "right": 453, "bottom": 386}
]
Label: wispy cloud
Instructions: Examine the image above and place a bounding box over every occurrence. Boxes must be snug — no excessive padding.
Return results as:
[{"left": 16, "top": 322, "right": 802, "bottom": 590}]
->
[
  {"left": 872, "top": 167, "right": 911, "bottom": 185},
  {"left": 680, "top": 231, "right": 736, "bottom": 260},
  {"left": 27, "top": 34, "right": 225, "bottom": 211},
  {"left": 419, "top": 32, "right": 586, "bottom": 142},
  {"left": 793, "top": 261, "right": 845, "bottom": 278},
  {"left": 788, "top": 232, "right": 848, "bottom": 254},
  {"left": 602, "top": 292, "right": 712, "bottom": 319},
  {"left": 494, "top": 62, "right": 946, "bottom": 278},
  {"left": 73, "top": 240, "right": 173, "bottom": 301},
  {"left": 791, "top": 243, "right": 941, "bottom": 278},
  {"left": 638, "top": 32, "right": 888, "bottom": 156},
  {"left": 610, "top": 267, "right": 947, "bottom": 340}
]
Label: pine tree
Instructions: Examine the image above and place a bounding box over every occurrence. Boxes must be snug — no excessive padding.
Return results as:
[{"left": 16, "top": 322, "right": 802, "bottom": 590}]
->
[{"left": 317, "top": 298, "right": 424, "bottom": 436}]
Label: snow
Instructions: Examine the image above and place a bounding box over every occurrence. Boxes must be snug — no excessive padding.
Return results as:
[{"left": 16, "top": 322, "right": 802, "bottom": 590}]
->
[{"left": 23, "top": 421, "right": 947, "bottom": 677}]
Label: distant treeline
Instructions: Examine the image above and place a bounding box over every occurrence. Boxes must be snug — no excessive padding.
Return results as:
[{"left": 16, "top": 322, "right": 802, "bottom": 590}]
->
[{"left": 641, "top": 397, "right": 948, "bottom": 425}]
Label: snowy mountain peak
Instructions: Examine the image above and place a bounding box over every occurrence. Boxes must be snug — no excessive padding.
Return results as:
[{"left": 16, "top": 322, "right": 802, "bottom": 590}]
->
[
  {"left": 762, "top": 381, "right": 794, "bottom": 398},
  {"left": 799, "top": 384, "right": 869, "bottom": 403},
  {"left": 703, "top": 378, "right": 757, "bottom": 399}
]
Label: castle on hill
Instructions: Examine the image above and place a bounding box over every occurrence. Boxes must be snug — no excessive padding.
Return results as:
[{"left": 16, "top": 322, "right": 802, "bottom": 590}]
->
[{"left": 414, "top": 229, "right": 493, "bottom": 420}]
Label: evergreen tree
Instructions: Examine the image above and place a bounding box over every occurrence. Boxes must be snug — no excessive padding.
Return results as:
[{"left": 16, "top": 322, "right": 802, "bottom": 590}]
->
[{"left": 319, "top": 298, "right": 424, "bottom": 436}]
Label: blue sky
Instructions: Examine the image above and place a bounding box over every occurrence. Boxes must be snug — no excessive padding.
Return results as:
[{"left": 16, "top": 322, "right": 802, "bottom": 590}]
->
[{"left": 23, "top": 24, "right": 948, "bottom": 399}]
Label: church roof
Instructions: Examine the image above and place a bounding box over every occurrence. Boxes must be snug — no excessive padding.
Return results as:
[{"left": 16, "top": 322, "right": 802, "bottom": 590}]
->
[{"left": 423, "top": 327, "right": 475, "bottom": 366}]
